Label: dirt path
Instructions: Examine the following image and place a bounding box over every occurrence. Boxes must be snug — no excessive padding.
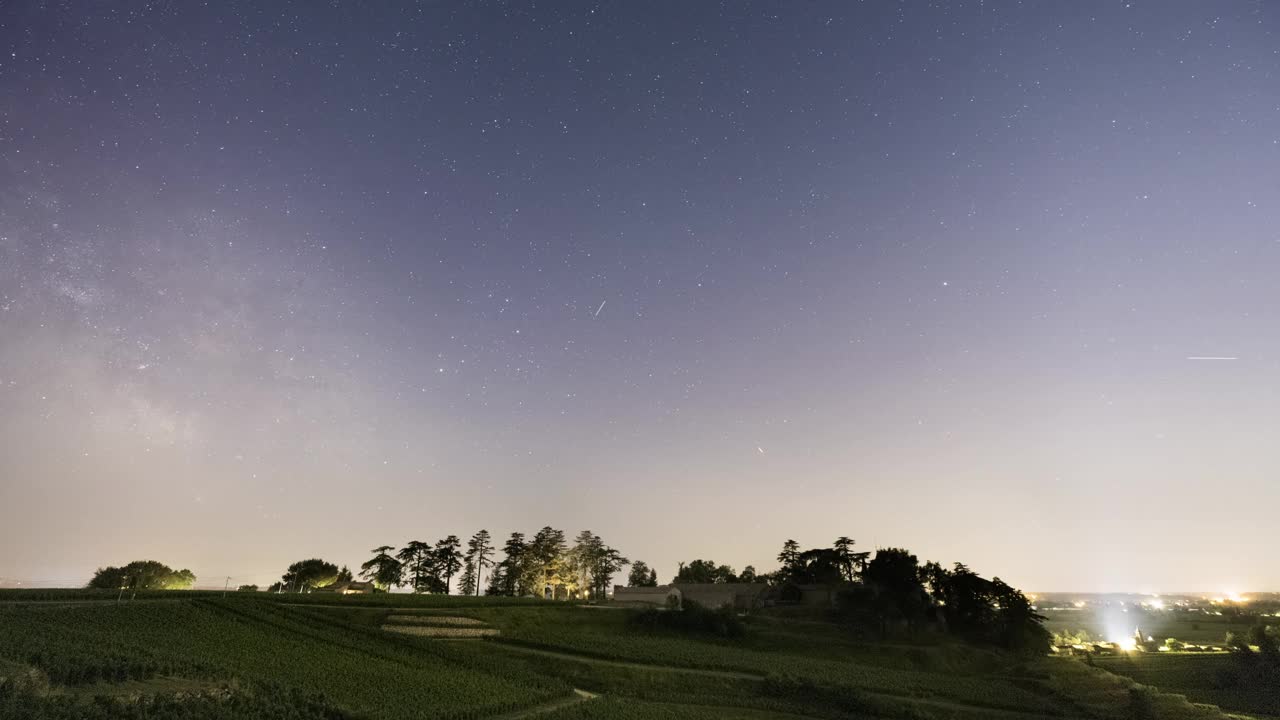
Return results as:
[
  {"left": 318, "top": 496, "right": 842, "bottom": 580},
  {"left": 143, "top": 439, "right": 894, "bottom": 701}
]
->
[
  {"left": 490, "top": 689, "right": 598, "bottom": 719},
  {"left": 489, "top": 642, "right": 764, "bottom": 680}
]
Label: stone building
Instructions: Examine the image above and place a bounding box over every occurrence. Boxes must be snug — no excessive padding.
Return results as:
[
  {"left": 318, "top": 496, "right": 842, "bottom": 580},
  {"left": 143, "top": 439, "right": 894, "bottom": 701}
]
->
[{"left": 612, "top": 585, "right": 682, "bottom": 608}]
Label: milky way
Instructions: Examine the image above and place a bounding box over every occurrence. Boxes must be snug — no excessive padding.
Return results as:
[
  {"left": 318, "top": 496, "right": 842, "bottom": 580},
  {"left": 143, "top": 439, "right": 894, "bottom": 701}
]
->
[{"left": 2, "top": 2, "right": 1278, "bottom": 592}]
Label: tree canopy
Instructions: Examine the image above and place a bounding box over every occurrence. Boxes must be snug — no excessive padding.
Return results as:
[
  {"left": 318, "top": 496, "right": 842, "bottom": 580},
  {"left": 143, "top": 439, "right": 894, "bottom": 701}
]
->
[
  {"left": 673, "top": 559, "right": 739, "bottom": 584},
  {"left": 280, "top": 558, "right": 340, "bottom": 591},
  {"left": 87, "top": 561, "right": 195, "bottom": 590}
]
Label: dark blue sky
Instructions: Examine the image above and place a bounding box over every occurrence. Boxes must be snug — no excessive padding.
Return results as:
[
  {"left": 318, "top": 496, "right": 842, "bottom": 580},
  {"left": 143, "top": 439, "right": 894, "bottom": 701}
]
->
[{"left": 2, "top": 1, "right": 1277, "bottom": 592}]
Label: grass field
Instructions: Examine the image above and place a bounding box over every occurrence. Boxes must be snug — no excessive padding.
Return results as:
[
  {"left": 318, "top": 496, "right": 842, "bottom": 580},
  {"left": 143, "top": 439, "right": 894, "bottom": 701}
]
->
[
  {"left": 0, "top": 590, "right": 1264, "bottom": 719},
  {"left": 1040, "top": 607, "right": 1256, "bottom": 645},
  {"left": 1094, "top": 652, "right": 1280, "bottom": 718}
]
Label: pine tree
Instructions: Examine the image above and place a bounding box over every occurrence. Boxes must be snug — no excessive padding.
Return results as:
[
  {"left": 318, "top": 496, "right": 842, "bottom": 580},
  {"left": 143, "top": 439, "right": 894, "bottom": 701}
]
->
[
  {"left": 462, "top": 529, "right": 494, "bottom": 596},
  {"left": 434, "top": 535, "right": 463, "bottom": 594}
]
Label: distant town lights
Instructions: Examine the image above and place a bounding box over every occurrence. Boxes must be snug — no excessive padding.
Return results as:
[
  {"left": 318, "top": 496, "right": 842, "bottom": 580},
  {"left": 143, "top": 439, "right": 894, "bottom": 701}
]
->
[{"left": 1111, "top": 635, "right": 1138, "bottom": 652}]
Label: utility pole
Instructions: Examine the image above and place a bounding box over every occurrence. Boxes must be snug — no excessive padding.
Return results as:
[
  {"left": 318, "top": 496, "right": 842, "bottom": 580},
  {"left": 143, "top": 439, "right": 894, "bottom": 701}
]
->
[{"left": 223, "top": 576, "right": 231, "bottom": 597}]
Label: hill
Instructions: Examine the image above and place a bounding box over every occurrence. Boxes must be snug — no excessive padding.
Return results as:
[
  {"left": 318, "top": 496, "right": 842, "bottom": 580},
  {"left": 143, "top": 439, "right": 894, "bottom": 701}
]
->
[{"left": 0, "top": 591, "right": 1258, "bottom": 719}]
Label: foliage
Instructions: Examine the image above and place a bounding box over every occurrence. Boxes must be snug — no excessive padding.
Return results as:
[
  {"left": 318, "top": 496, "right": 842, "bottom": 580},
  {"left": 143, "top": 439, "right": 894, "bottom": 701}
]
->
[
  {"left": 434, "top": 535, "right": 464, "bottom": 594},
  {"left": 523, "top": 526, "right": 568, "bottom": 598},
  {"left": 921, "top": 562, "right": 1049, "bottom": 653},
  {"left": 566, "top": 531, "right": 629, "bottom": 600},
  {"left": 280, "top": 559, "right": 340, "bottom": 591},
  {"left": 628, "top": 600, "right": 746, "bottom": 639},
  {"left": 627, "top": 561, "right": 658, "bottom": 587},
  {"left": 0, "top": 680, "right": 351, "bottom": 720},
  {"left": 487, "top": 532, "right": 526, "bottom": 596},
  {"left": 86, "top": 561, "right": 195, "bottom": 591},
  {"left": 672, "top": 559, "right": 738, "bottom": 584},
  {"left": 396, "top": 541, "right": 439, "bottom": 593},
  {"left": 460, "top": 529, "right": 494, "bottom": 597},
  {"left": 359, "top": 546, "right": 402, "bottom": 591}
]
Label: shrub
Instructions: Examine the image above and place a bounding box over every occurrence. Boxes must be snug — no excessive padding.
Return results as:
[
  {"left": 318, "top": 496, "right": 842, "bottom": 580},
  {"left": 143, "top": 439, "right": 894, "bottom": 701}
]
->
[{"left": 627, "top": 600, "right": 745, "bottom": 639}]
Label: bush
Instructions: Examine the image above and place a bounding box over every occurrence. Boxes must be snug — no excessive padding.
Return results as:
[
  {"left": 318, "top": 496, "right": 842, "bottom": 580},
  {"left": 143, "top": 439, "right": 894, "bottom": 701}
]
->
[{"left": 627, "top": 600, "right": 745, "bottom": 639}]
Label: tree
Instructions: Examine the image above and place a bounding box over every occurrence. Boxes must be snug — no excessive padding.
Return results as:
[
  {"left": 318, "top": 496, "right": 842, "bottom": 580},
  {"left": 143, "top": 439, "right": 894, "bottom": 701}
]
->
[
  {"left": 566, "top": 530, "right": 601, "bottom": 599},
  {"left": 525, "top": 526, "right": 567, "bottom": 599},
  {"left": 360, "top": 545, "right": 403, "bottom": 591},
  {"left": 777, "top": 539, "right": 801, "bottom": 577},
  {"left": 87, "top": 561, "right": 196, "bottom": 590},
  {"left": 673, "top": 559, "right": 737, "bottom": 584},
  {"left": 434, "top": 535, "right": 463, "bottom": 594},
  {"left": 862, "top": 547, "right": 929, "bottom": 636},
  {"left": 1249, "top": 623, "right": 1280, "bottom": 659},
  {"left": 237, "top": 584, "right": 258, "bottom": 592},
  {"left": 336, "top": 565, "right": 354, "bottom": 583},
  {"left": 739, "top": 565, "right": 757, "bottom": 584},
  {"left": 833, "top": 537, "right": 859, "bottom": 582},
  {"left": 461, "top": 529, "right": 494, "bottom": 596},
  {"left": 280, "top": 558, "right": 340, "bottom": 592},
  {"left": 493, "top": 532, "right": 526, "bottom": 596},
  {"left": 629, "top": 561, "right": 658, "bottom": 587},
  {"left": 590, "top": 544, "right": 629, "bottom": 599},
  {"left": 790, "top": 548, "right": 845, "bottom": 585},
  {"left": 397, "top": 541, "right": 434, "bottom": 592}
]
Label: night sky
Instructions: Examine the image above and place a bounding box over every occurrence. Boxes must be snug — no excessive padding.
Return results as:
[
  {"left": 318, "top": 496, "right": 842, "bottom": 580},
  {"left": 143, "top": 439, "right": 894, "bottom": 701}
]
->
[{"left": 2, "top": 2, "right": 1278, "bottom": 593}]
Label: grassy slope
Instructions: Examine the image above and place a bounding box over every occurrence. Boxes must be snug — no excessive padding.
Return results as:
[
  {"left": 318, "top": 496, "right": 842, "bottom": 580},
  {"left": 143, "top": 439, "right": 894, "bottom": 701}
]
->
[
  {"left": 0, "top": 591, "right": 1263, "bottom": 720},
  {"left": 0, "top": 600, "right": 567, "bottom": 719},
  {"left": 1095, "top": 653, "right": 1280, "bottom": 718}
]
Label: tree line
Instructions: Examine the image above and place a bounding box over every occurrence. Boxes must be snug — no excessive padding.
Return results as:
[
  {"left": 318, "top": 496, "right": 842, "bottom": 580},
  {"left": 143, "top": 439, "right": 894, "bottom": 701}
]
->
[
  {"left": 83, "top": 534, "right": 1050, "bottom": 653},
  {"left": 273, "top": 527, "right": 631, "bottom": 600},
  {"left": 654, "top": 538, "right": 1047, "bottom": 653}
]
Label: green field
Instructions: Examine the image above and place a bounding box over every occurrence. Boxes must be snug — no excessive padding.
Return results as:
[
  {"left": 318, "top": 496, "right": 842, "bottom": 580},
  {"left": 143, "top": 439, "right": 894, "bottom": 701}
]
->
[
  {"left": 1094, "top": 653, "right": 1280, "bottom": 718},
  {"left": 0, "top": 591, "right": 1263, "bottom": 719},
  {"left": 1040, "top": 607, "right": 1255, "bottom": 645}
]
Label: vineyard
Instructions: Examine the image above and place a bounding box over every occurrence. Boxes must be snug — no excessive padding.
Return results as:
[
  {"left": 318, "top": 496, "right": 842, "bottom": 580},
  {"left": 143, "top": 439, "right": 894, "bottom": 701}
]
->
[
  {"left": 0, "top": 591, "right": 1262, "bottom": 719},
  {"left": 1095, "top": 652, "right": 1280, "bottom": 718}
]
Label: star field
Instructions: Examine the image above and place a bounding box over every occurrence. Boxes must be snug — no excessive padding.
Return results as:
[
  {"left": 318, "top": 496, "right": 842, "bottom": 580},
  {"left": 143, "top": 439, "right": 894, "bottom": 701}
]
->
[{"left": 2, "top": 1, "right": 1279, "bottom": 592}]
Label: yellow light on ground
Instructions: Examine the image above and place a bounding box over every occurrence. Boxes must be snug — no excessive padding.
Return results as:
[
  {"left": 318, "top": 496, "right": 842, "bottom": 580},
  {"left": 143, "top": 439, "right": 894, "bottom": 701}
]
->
[
  {"left": 1112, "top": 636, "right": 1138, "bottom": 652},
  {"left": 1146, "top": 598, "right": 1165, "bottom": 610}
]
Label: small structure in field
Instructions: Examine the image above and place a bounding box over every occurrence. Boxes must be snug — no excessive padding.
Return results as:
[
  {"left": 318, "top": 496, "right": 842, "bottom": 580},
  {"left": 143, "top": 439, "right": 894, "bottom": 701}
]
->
[
  {"left": 321, "top": 580, "right": 376, "bottom": 595},
  {"left": 612, "top": 585, "right": 682, "bottom": 608}
]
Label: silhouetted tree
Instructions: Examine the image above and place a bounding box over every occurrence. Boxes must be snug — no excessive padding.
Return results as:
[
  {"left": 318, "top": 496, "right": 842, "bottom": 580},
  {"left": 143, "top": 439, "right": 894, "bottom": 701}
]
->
[
  {"left": 397, "top": 541, "right": 434, "bottom": 592},
  {"left": 673, "top": 559, "right": 738, "bottom": 584},
  {"left": 777, "top": 539, "right": 801, "bottom": 576},
  {"left": 862, "top": 547, "right": 929, "bottom": 636},
  {"left": 739, "top": 565, "right": 757, "bottom": 583},
  {"left": 87, "top": 561, "right": 195, "bottom": 590},
  {"left": 360, "top": 545, "right": 402, "bottom": 590},
  {"left": 461, "top": 529, "right": 494, "bottom": 596},
  {"left": 280, "top": 559, "right": 340, "bottom": 592},
  {"left": 492, "top": 532, "right": 526, "bottom": 596},
  {"left": 591, "top": 544, "right": 629, "bottom": 599},
  {"left": 790, "top": 548, "right": 845, "bottom": 585},
  {"left": 628, "top": 561, "right": 658, "bottom": 587},
  {"left": 833, "top": 537, "right": 857, "bottom": 582},
  {"left": 434, "top": 535, "right": 463, "bottom": 594}
]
